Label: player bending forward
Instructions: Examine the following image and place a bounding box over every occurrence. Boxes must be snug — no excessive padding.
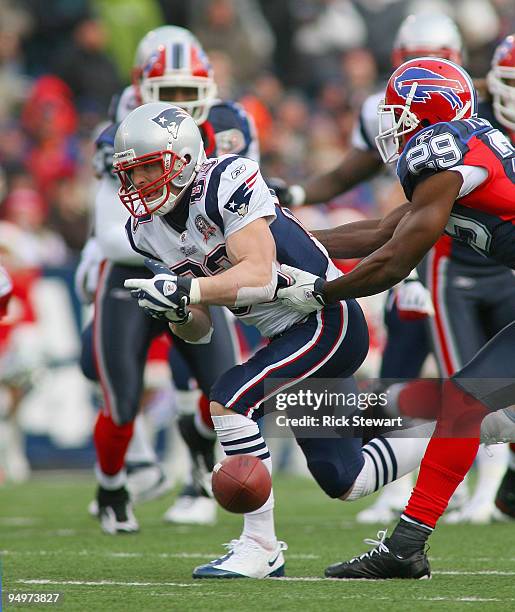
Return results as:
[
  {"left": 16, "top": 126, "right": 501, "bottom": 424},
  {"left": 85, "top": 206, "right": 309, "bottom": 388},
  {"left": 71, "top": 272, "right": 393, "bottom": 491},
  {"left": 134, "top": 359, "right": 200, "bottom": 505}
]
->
[
  {"left": 114, "top": 102, "right": 432, "bottom": 579},
  {"left": 278, "top": 57, "right": 515, "bottom": 579}
]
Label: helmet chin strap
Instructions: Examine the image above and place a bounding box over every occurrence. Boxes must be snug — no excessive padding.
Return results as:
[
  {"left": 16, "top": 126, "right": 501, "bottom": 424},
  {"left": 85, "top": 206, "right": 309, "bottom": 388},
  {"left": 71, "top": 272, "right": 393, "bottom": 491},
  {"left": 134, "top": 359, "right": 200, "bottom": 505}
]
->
[{"left": 455, "top": 100, "right": 471, "bottom": 120}]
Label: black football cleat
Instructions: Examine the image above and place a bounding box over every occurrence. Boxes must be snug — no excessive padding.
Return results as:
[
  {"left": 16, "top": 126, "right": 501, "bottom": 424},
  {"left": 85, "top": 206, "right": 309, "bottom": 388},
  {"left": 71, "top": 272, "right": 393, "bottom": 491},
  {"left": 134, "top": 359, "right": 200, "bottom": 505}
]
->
[
  {"left": 97, "top": 486, "right": 139, "bottom": 535},
  {"left": 325, "top": 530, "right": 431, "bottom": 580},
  {"left": 495, "top": 468, "right": 515, "bottom": 519}
]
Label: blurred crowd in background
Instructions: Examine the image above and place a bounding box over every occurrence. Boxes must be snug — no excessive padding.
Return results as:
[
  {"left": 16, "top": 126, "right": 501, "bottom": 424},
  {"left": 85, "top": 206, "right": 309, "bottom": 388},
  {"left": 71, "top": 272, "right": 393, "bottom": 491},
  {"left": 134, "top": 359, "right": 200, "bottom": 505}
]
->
[
  {"left": 1, "top": 0, "right": 515, "bottom": 478},
  {"left": 1, "top": 0, "right": 515, "bottom": 270}
]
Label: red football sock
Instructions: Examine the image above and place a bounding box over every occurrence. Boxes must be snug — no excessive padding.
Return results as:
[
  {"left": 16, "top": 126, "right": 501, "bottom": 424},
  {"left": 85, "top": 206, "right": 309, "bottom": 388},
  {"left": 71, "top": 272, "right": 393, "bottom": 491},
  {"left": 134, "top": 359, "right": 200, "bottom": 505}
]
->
[
  {"left": 198, "top": 393, "right": 214, "bottom": 431},
  {"left": 398, "top": 380, "right": 441, "bottom": 419},
  {"left": 404, "top": 437, "right": 479, "bottom": 528},
  {"left": 94, "top": 412, "right": 134, "bottom": 476},
  {"left": 403, "top": 380, "right": 487, "bottom": 528}
]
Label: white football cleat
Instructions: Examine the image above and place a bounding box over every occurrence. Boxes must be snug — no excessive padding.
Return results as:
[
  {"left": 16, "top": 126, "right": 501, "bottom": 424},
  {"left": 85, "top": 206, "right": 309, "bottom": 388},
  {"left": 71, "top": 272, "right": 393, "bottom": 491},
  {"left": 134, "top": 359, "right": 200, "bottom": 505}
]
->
[
  {"left": 192, "top": 537, "right": 287, "bottom": 579},
  {"left": 163, "top": 492, "right": 217, "bottom": 525},
  {"left": 126, "top": 462, "right": 172, "bottom": 504}
]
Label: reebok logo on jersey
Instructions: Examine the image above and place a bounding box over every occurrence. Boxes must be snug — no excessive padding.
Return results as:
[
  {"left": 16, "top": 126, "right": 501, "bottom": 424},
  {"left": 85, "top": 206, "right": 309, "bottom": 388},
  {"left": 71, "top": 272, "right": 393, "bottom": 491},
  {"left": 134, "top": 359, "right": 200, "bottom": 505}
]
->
[
  {"left": 231, "top": 163, "right": 246, "bottom": 179},
  {"left": 163, "top": 281, "right": 177, "bottom": 296},
  {"left": 395, "top": 67, "right": 464, "bottom": 110}
]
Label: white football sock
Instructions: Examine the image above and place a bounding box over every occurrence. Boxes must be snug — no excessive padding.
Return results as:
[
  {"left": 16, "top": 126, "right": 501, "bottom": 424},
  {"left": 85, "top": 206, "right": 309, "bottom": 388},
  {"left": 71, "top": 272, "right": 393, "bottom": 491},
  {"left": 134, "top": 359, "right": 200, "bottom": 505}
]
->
[
  {"left": 212, "top": 413, "right": 276, "bottom": 546},
  {"left": 125, "top": 415, "right": 157, "bottom": 465},
  {"left": 95, "top": 464, "right": 127, "bottom": 490},
  {"left": 347, "top": 427, "right": 432, "bottom": 501}
]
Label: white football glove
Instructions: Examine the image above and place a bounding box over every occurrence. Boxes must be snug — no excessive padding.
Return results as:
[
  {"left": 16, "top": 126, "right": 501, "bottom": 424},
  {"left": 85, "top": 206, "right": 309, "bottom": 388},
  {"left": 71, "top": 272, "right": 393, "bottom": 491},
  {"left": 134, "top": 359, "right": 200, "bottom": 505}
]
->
[
  {"left": 74, "top": 236, "right": 103, "bottom": 304},
  {"left": 394, "top": 278, "right": 435, "bottom": 321},
  {"left": 276, "top": 264, "right": 326, "bottom": 314},
  {"left": 124, "top": 259, "right": 194, "bottom": 324}
]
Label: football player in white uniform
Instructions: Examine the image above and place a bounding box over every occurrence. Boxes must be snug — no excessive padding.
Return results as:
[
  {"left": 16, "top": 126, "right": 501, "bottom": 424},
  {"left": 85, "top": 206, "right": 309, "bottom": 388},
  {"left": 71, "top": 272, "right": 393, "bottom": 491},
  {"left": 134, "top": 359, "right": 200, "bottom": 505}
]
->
[
  {"left": 114, "top": 102, "right": 435, "bottom": 579},
  {"left": 79, "top": 26, "right": 260, "bottom": 533}
]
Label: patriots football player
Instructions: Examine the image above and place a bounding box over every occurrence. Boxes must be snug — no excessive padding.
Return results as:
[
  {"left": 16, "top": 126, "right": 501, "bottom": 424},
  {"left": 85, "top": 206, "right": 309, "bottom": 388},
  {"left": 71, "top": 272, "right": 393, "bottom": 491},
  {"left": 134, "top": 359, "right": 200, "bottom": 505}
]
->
[
  {"left": 79, "top": 26, "right": 258, "bottom": 534},
  {"left": 115, "top": 102, "right": 436, "bottom": 579},
  {"left": 278, "top": 57, "right": 515, "bottom": 579}
]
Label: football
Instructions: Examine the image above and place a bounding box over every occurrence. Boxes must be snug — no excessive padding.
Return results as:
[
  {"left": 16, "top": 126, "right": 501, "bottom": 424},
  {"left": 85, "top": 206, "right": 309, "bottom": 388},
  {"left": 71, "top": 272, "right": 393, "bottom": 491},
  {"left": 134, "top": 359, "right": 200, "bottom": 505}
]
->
[{"left": 211, "top": 455, "right": 272, "bottom": 513}]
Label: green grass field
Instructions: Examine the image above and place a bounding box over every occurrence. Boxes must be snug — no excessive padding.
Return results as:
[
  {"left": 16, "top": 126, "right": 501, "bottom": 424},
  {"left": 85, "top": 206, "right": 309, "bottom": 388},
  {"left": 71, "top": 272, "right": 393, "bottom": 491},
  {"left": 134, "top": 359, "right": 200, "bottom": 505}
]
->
[{"left": 0, "top": 474, "right": 513, "bottom": 611}]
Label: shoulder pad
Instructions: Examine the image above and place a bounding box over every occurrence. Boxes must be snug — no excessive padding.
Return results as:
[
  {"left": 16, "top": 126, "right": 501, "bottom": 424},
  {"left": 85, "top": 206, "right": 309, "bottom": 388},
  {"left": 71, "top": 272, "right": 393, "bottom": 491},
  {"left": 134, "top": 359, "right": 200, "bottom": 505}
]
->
[
  {"left": 207, "top": 101, "right": 253, "bottom": 157},
  {"left": 397, "top": 122, "right": 472, "bottom": 200},
  {"left": 95, "top": 123, "right": 118, "bottom": 149}
]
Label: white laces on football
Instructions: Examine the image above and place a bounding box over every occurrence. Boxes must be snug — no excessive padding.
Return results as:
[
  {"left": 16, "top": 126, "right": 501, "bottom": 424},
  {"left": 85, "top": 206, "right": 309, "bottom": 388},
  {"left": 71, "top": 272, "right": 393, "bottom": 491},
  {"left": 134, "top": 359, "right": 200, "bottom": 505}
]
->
[{"left": 350, "top": 529, "right": 390, "bottom": 563}]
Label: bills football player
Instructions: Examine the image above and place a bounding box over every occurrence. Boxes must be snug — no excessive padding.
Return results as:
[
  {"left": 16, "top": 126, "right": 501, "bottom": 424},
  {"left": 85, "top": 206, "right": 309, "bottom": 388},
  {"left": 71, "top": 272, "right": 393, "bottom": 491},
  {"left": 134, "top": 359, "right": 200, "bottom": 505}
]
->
[
  {"left": 274, "top": 12, "right": 514, "bottom": 524},
  {"left": 278, "top": 57, "right": 515, "bottom": 578},
  {"left": 114, "top": 102, "right": 437, "bottom": 579},
  {"left": 80, "top": 26, "right": 258, "bottom": 533}
]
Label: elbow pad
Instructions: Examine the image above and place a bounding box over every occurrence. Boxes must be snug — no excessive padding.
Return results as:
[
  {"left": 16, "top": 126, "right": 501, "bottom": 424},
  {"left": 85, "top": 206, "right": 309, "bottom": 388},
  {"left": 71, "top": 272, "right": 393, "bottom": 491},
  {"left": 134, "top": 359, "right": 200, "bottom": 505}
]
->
[{"left": 235, "top": 263, "right": 278, "bottom": 307}]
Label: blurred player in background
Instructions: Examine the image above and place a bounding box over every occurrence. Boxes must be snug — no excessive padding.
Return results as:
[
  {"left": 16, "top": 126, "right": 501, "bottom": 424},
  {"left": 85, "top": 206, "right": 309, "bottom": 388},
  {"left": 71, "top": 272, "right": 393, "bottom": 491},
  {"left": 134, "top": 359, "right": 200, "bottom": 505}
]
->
[
  {"left": 76, "top": 25, "right": 260, "bottom": 534},
  {"left": 272, "top": 12, "right": 513, "bottom": 525},
  {"left": 0, "top": 265, "right": 12, "bottom": 320},
  {"left": 278, "top": 56, "right": 515, "bottom": 579}
]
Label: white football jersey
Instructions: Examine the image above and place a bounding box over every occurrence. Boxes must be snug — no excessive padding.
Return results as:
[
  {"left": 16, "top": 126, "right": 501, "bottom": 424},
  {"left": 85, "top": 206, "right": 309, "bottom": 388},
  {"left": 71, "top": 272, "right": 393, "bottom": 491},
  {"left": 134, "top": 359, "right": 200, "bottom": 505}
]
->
[
  {"left": 351, "top": 91, "right": 384, "bottom": 153},
  {"left": 128, "top": 155, "right": 341, "bottom": 338}
]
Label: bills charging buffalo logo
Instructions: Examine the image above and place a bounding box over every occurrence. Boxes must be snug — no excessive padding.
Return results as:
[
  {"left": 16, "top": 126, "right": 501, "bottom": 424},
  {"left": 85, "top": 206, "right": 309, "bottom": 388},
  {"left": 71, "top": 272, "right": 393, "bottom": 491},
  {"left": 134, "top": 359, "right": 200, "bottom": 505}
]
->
[
  {"left": 224, "top": 170, "right": 258, "bottom": 217},
  {"left": 152, "top": 108, "right": 191, "bottom": 138},
  {"left": 395, "top": 67, "right": 465, "bottom": 110}
]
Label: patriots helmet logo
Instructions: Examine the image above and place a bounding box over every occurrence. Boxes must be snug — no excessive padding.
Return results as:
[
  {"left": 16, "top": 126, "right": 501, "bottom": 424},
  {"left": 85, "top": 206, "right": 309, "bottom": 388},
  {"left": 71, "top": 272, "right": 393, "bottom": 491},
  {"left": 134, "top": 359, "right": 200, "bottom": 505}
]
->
[
  {"left": 394, "top": 67, "right": 465, "bottom": 110},
  {"left": 151, "top": 108, "right": 191, "bottom": 138}
]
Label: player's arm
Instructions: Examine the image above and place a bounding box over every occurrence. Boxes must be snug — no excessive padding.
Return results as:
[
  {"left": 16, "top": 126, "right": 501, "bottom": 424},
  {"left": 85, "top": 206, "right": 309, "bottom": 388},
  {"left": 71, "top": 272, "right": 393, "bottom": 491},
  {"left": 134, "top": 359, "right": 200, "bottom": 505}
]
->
[
  {"left": 278, "top": 171, "right": 462, "bottom": 311},
  {"left": 196, "top": 218, "right": 276, "bottom": 306},
  {"left": 311, "top": 201, "right": 413, "bottom": 259},
  {"left": 169, "top": 304, "right": 214, "bottom": 344},
  {"left": 301, "top": 148, "right": 383, "bottom": 204},
  {"left": 320, "top": 171, "right": 461, "bottom": 300}
]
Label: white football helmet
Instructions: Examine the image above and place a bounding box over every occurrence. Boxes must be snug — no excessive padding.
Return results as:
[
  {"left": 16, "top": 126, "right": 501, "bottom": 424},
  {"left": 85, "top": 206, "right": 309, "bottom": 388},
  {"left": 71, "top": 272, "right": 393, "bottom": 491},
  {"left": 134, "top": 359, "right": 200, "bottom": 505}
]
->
[
  {"left": 133, "top": 25, "right": 218, "bottom": 125},
  {"left": 392, "top": 12, "right": 463, "bottom": 68},
  {"left": 113, "top": 102, "right": 205, "bottom": 218},
  {"left": 487, "top": 34, "right": 515, "bottom": 131}
]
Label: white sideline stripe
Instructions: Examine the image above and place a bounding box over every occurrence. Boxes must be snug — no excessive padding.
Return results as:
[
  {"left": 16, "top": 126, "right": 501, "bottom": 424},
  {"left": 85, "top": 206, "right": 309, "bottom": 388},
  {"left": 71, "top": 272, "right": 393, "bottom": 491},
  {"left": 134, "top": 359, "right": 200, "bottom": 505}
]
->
[
  {"left": 0, "top": 518, "right": 39, "bottom": 526},
  {"left": 18, "top": 580, "right": 200, "bottom": 588},
  {"left": 436, "top": 570, "right": 515, "bottom": 576}
]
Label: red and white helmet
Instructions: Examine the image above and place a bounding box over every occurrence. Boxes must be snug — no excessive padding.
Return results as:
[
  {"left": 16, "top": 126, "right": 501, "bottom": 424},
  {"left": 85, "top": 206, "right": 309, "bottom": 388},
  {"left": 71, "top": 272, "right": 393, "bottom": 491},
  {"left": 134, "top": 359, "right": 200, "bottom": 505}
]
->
[
  {"left": 133, "top": 25, "right": 218, "bottom": 125},
  {"left": 487, "top": 34, "right": 515, "bottom": 131},
  {"left": 392, "top": 13, "right": 463, "bottom": 68},
  {"left": 376, "top": 57, "right": 477, "bottom": 163}
]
